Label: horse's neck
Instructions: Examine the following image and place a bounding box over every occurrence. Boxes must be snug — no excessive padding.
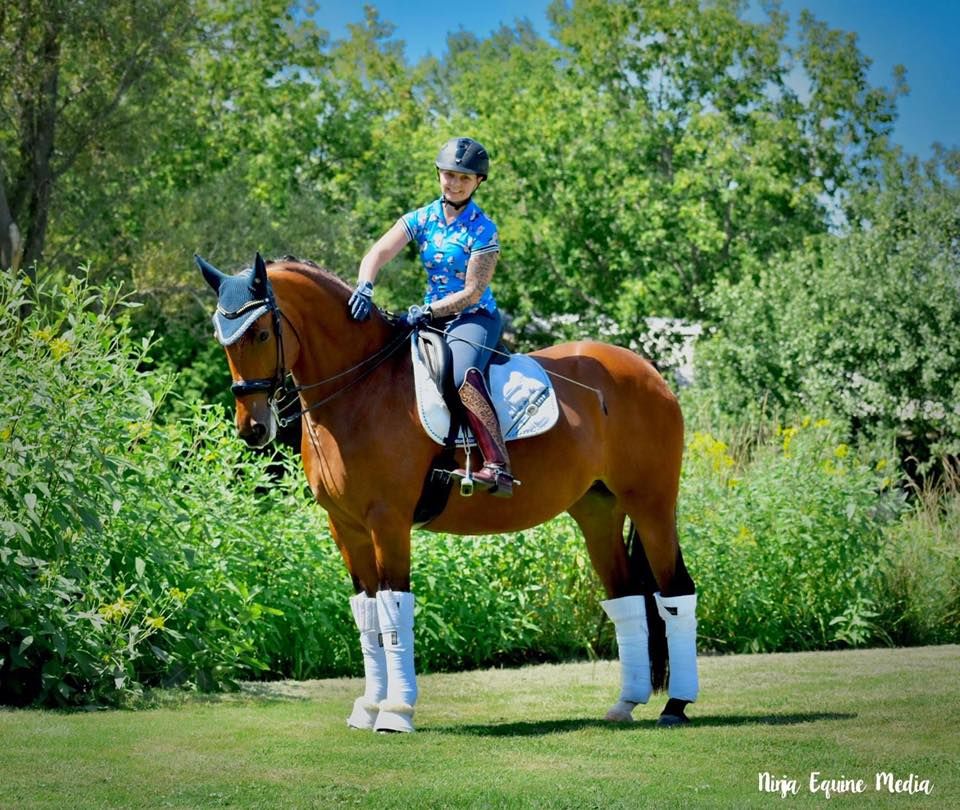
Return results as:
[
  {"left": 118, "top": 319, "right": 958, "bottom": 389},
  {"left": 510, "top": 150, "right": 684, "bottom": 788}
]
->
[{"left": 271, "top": 270, "right": 395, "bottom": 392}]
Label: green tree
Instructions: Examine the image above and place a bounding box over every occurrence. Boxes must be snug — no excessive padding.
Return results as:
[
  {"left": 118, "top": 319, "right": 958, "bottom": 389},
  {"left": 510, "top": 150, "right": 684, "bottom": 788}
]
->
[
  {"left": 434, "top": 0, "right": 904, "bottom": 345},
  {"left": 0, "top": 0, "right": 195, "bottom": 275},
  {"left": 697, "top": 151, "right": 960, "bottom": 471}
]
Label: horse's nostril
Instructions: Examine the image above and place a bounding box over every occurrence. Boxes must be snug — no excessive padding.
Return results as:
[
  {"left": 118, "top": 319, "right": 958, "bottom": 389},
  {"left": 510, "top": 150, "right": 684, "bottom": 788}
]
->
[{"left": 241, "top": 421, "right": 268, "bottom": 447}]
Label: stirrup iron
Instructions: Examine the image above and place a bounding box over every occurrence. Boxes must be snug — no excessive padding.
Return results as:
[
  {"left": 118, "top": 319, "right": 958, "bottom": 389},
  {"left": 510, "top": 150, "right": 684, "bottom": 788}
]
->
[{"left": 459, "top": 444, "right": 474, "bottom": 497}]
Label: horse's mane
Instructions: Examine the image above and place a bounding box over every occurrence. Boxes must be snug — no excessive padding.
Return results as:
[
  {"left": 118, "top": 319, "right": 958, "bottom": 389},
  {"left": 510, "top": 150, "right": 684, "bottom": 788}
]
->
[{"left": 267, "top": 255, "right": 353, "bottom": 299}]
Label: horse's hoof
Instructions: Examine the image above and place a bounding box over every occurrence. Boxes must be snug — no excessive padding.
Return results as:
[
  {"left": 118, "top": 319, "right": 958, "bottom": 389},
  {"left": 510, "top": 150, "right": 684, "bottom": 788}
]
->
[
  {"left": 604, "top": 700, "right": 638, "bottom": 722},
  {"left": 346, "top": 697, "right": 379, "bottom": 730},
  {"left": 374, "top": 702, "right": 415, "bottom": 733},
  {"left": 656, "top": 712, "right": 690, "bottom": 728}
]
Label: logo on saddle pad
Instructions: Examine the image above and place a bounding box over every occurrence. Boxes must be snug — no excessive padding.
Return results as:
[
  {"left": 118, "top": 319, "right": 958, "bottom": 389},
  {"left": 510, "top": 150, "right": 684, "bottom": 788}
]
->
[{"left": 411, "top": 334, "right": 559, "bottom": 447}]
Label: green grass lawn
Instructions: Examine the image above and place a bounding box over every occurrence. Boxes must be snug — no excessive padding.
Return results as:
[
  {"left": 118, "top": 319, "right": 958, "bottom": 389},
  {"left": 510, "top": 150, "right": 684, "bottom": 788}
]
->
[{"left": 2, "top": 645, "right": 958, "bottom": 809}]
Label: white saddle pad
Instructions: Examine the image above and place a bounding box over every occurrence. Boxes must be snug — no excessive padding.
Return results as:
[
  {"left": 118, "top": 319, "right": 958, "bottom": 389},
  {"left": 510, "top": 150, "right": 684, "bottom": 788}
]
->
[{"left": 411, "top": 334, "right": 559, "bottom": 447}]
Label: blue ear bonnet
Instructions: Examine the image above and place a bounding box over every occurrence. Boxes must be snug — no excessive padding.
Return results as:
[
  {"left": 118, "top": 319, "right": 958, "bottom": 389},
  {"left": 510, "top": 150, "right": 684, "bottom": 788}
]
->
[{"left": 212, "top": 267, "right": 272, "bottom": 346}]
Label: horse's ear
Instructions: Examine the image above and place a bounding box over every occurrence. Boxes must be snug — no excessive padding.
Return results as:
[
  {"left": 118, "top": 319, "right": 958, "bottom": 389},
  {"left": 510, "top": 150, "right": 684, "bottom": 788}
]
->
[
  {"left": 195, "top": 254, "right": 226, "bottom": 293},
  {"left": 252, "top": 252, "right": 268, "bottom": 294}
]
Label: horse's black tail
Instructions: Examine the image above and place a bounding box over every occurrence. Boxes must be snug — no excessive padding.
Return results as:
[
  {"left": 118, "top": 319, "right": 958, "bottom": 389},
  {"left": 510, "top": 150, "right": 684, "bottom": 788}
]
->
[{"left": 626, "top": 521, "right": 668, "bottom": 692}]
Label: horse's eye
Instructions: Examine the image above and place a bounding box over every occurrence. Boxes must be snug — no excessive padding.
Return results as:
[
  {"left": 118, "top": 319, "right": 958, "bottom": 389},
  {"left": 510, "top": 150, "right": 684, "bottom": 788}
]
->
[{"left": 257, "top": 329, "right": 270, "bottom": 343}]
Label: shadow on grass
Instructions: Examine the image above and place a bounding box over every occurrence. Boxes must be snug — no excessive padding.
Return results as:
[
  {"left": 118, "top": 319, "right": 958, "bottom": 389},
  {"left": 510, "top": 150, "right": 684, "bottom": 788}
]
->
[{"left": 424, "top": 712, "right": 857, "bottom": 737}]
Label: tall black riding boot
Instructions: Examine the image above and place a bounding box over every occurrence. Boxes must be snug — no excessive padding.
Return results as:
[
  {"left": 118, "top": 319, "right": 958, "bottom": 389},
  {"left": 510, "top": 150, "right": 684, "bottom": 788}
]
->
[{"left": 453, "top": 367, "right": 514, "bottom": 498}]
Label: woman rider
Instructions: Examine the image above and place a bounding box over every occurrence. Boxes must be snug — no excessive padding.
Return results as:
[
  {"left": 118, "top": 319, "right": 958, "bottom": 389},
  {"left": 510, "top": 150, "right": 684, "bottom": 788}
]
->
[{"left": 347, "top": 137, "right": 514, "bottom": 497}]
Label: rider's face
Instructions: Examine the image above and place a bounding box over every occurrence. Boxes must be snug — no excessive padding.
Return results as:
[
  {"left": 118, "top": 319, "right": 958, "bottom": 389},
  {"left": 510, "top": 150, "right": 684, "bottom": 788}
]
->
[{"left": 439, "top": 170, "right": 481, "bottom": 204}]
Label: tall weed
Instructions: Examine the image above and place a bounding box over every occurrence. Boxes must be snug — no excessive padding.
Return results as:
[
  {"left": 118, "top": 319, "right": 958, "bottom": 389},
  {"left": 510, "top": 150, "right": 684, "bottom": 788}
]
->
[
  {"left": 878, "top": 466, "right": 960, "bottom": 645},
  {"left": 679, "top": 416, "right": 905, "bottom": 652}
]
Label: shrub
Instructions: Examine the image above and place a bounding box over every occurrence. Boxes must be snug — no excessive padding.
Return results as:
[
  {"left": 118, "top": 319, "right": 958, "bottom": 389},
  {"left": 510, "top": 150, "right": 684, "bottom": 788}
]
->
[
  {"left": 0, "top": 268, "right": 605, "bottom": 706},
  {"left": 696, "top": 160, "right": 960, "bottom": 472},
  {"left": 678, "top": 414, "right": 905, "bottom": 652},
  {"left": 877, "top": 466, "right": 960, "bottom": 646},
  {"left": 0, "top": 271, "right": 343, "bottom": 705},
  {"left": 412, "top": 520, "right": 606, "bottom": 672}
]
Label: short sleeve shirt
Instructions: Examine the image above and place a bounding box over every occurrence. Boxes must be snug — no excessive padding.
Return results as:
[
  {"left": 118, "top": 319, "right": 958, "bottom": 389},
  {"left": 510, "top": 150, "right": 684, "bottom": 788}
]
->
[{"left": 400, "top": 198, "right": 499, "bottom": 314}]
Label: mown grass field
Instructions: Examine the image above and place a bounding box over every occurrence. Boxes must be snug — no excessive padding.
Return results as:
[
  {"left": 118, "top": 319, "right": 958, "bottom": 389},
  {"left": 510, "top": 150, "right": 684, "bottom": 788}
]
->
[{"left": 2, "top": 645, "right": 958, "bottom": 809}]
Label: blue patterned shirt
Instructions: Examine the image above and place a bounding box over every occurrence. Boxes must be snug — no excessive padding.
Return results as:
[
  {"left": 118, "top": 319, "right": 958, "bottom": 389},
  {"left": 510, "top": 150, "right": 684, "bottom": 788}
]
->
[{"left": 400, "top": 198, "right": 499, "bottom": 314}]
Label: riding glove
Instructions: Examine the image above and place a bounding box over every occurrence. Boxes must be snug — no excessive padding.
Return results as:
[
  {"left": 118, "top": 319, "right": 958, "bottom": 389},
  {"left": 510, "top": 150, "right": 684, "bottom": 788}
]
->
[
  {"left": 348, "top": 280, "right": 374, "bottom": 321},
  {"left": 398, "top": 304, "right": 433, "bottom": 330}
]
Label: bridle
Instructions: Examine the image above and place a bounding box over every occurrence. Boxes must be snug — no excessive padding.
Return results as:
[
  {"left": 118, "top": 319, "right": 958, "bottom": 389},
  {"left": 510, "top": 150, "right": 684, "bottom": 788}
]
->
[
  {"left": 226, "top": 281, "right": 287, "bottom": 400},
  {"left": 228, "top": 282, "right": 410, "bottom": 428}
]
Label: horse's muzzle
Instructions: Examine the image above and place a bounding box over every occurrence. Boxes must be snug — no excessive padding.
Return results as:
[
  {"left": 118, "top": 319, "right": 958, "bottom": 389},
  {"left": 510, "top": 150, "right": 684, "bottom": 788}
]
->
[{"left": 236, "top": 399, "right": 276, "bottom": 448}]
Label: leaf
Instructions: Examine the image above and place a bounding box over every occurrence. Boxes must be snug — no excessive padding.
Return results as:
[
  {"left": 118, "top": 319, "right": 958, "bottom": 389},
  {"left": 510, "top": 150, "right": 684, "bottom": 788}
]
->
[
  {"left": 19, "top": 635, "right": 34, "bottom": 654},
  {"left": 1, "top": 521, "right": 30, "bottom": 540},
  {"left": 25, "top": 493, "right": 37, "bottom": 511},
  {"left": 135, "top": 557, "right": 146, "bottom": 578}
]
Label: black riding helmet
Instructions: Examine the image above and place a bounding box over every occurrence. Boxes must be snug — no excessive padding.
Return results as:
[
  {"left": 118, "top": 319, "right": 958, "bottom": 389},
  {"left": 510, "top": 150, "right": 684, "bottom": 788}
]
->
[{"left": 435, "top": 137, "right": 489, "bottom": 180}]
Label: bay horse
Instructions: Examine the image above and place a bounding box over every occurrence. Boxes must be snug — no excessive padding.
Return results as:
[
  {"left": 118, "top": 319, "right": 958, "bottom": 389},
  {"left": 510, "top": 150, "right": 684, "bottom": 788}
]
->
[{"left": 197, "top": 253, "right": 698, "bottom": 732}]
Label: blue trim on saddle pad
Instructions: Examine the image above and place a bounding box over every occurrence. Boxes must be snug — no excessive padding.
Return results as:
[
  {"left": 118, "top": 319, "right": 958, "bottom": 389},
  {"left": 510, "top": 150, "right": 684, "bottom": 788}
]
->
[
  {"left": 411, "top": 333, "right": 559, "bottom": 447},
  {"left": 211, "top": 267, "right": 271, "bottom": 346}
]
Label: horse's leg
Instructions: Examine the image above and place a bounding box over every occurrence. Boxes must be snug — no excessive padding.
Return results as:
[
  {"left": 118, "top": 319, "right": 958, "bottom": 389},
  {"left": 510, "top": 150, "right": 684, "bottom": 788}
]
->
[
  {"left": 568, "top": 487, "right": 652, "bottom": 723},
  {"left": 329, "top": 517, "right": 387, "bottom": 731},
  {"left": 367, "top": 509, "right": 418, "bottom": 733},
  {"left": 625, "top": 495, "right": 699, "bottom": 727}
]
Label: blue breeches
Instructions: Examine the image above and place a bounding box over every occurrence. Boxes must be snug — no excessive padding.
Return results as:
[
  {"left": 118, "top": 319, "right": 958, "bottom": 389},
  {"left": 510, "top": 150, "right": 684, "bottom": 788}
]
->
[{"left": 440, "top": 309, "right": 503, "bottom": 388}]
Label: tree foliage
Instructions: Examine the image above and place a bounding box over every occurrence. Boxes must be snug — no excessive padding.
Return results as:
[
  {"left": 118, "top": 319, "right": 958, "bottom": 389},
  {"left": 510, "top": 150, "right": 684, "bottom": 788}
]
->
[
  {"left": 697, "top": 153, "right": 960, "bottom": 470},
  {"left": 6, "top": 2, "right": 908, "bottom": 321},
  {"left": 435, "top": 0, "right": 904, "bottom": 341},
  {"left": 0, "top": 0, "right": 196, "bottom": 274}
]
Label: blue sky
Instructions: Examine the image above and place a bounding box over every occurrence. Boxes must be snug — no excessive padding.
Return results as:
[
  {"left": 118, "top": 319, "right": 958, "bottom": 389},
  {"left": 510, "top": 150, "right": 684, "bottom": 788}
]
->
[{"left": 317, "top": 1, "right": 958, "bottom": 162}]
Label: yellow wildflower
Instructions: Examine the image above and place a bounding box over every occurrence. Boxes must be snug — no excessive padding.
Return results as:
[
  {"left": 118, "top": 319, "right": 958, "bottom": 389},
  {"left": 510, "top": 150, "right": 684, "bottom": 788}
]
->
[
  {"left": 127, "top": 421, "right": 152, "bottom": 441},
  {"left": 690, "top": 431, "right": 734, "bottom": 472},
  {"left": 99, "top": 597, "right": 133, "bottom": 622},
  {"left": 50, "top": 338, "right": 72, "bottom": 360},
  {"left": 734, "top": 525, "right": 756, "bottom": 546},
  {"left": 781, "top": 426, "right": 799, "bottom": 455},
  {"left": 145, "top": 616, "right": 166, "bottom": 629},
  {"left": 834, "top": 444, "right": 850, "bottom": 459}
]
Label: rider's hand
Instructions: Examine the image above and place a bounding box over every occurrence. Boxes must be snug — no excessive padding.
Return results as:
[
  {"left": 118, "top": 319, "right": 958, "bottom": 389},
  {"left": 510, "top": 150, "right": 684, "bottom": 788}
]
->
[
  {"left": 348, "top": 280, "right": 374, "bottom": 321},
  {"left": 399, "top": 304, "right": 432, "bottom": 330}
]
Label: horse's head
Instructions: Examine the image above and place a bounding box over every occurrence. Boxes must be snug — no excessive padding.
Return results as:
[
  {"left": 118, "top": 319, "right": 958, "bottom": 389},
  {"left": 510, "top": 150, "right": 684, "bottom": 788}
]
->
[{"left": 196, "top": 252, "right": 294, "bottom": 449}]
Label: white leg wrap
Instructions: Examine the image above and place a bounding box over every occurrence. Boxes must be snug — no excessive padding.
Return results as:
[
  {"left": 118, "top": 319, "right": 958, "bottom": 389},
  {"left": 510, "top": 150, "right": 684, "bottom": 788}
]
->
[
  {"left": 656, "top": 592, "right": 699, "bottom": 702},
  {"left": 346, "top": 593, "right": 387, "bottom": 730},
  {"left": 601, "top": 595, "right": 652, "bottom": 720},
  {"left": 374, "top": 589, "right": 417, "bottom": 733}
]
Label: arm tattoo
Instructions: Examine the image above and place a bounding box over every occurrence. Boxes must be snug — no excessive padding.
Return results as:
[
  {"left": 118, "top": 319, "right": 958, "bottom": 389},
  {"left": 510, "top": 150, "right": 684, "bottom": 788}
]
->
[{"left": 429, "top": 251, "right": 499, "bottom": 318}]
